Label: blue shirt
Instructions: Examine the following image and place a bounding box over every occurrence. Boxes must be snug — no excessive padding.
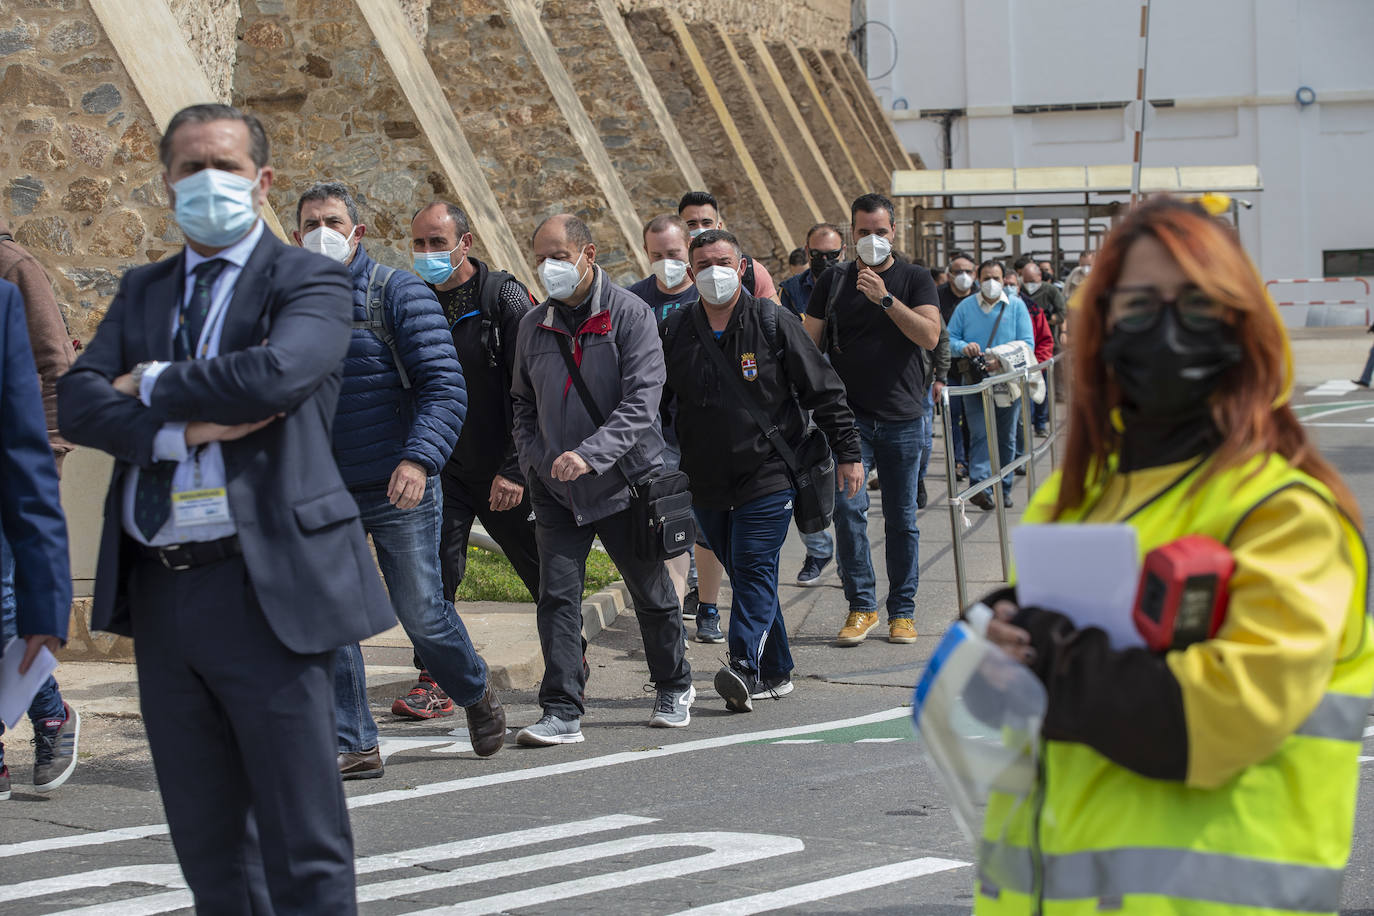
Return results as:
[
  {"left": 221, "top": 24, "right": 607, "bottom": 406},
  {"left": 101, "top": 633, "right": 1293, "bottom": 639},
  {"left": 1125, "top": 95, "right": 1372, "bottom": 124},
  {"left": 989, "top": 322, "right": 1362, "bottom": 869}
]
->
[
  {"left": 627, "top": 275, "right": 698, "bottom": 324},
  {"left": 121, "top": 219, "right": 266, "bottom": 546},
  {"left": 778, "top": 269, "right": 815, "bottom": 318},
  {"left": 947, "top": 291, "right": 1034, "bottom": 355}
]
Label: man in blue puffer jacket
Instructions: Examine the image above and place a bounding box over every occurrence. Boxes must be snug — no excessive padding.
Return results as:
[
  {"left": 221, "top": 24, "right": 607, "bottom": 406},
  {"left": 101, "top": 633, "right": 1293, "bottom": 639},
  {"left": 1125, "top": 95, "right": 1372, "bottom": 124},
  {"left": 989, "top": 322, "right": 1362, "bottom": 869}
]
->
[{"left": 294, "top": 183, "right": 506, "bottom": 777}]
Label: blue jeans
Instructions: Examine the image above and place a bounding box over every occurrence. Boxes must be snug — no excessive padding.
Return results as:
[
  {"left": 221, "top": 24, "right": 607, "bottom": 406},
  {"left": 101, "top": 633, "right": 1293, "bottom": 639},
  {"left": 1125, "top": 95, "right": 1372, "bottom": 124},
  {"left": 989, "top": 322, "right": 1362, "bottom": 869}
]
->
[
  {"left": 0, "top": 532, "right": 65, "bottom": 767},
  {"left": 917, "top": 387, "right": 935, "bottom": 482},
  {"left": 948, "top": 394, "right": 969, "bottom": 466},
  {"left": 1359, "top": 343, "right": 1374, "bottom": 385},
  {"left": 694, "top": 489, "right": 795, "bottom": 678},
  {"left": 334, "top": 476, "right": 488, "bottom": 753},
  {"left": 799, "top": 526, "right": 832, "bottom": 560},
  {"left": 1032, "top": 371, "right": 1049, "bottom": 430},
  {"left": 965, "top": 394, "right": 1018, "bottom": 495},
  {"left": 833, "top": 416, "right": 923, "bottom": 620}
]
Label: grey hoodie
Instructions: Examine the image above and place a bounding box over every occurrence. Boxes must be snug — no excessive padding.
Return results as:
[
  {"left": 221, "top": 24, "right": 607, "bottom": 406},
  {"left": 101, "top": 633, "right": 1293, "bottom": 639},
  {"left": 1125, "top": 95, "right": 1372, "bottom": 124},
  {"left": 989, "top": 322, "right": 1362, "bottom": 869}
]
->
[{"left": 511, "top": 266, "right": 666, "bottom": 524}]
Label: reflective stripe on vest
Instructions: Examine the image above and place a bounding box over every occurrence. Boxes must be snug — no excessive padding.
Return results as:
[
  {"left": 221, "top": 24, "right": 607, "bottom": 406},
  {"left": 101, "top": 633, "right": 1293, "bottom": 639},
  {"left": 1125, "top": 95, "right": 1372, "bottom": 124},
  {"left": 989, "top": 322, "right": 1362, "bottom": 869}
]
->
[{"left": 981, "top": 842, "right": 1344, "bottom": 912}]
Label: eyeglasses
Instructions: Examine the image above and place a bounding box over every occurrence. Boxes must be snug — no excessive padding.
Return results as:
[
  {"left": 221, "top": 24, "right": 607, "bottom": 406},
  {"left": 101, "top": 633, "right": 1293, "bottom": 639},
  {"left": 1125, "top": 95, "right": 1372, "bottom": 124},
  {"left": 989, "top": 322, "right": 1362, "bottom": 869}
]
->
[{"left": 1105, "top": 284, "right": 1229, "bottom": 333}]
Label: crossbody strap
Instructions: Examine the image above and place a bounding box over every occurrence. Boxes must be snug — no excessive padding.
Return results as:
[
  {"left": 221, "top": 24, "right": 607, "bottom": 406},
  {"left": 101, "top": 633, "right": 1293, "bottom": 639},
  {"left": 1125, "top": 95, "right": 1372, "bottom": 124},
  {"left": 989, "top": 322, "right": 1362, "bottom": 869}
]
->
[
  {"left": 984, "top": 301, "right": 1007, "bottom": 349},
  {"left": 554, "top": 333, "right": 607, "bottom": 428},
  {"left": 690, "top": 305, "right": 804, "bottom": 476}
]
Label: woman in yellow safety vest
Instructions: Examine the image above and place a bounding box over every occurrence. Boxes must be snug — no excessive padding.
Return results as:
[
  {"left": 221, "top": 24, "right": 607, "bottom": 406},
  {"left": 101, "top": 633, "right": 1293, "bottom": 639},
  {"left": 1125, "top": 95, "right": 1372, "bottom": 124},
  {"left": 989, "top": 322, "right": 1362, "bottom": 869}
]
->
[{"left": 979, "top": 196, "right": 1372, "bottom": 915}]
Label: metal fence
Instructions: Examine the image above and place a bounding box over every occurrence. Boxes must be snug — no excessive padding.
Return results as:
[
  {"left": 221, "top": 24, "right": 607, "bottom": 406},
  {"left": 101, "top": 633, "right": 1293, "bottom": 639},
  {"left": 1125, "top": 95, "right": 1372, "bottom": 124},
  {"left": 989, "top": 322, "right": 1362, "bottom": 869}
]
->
[{"left": 939, "top": 352, "right": 1067, "bottom": 610}]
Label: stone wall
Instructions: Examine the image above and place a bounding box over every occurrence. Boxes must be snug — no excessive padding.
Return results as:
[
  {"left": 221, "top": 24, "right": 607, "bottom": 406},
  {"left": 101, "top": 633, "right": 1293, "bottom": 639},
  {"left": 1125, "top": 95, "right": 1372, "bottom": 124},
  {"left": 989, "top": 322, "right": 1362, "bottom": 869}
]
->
[{"left": 616, "top": 0, "right": 850, "bottom": 53}]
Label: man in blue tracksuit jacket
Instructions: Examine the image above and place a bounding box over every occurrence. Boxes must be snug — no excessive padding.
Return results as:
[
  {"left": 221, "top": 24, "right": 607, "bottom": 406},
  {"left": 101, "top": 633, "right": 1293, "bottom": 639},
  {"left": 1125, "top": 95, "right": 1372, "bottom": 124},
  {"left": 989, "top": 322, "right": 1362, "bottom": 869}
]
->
[{"left": 294, "top": 182, "right": 505, "bottom": 777}]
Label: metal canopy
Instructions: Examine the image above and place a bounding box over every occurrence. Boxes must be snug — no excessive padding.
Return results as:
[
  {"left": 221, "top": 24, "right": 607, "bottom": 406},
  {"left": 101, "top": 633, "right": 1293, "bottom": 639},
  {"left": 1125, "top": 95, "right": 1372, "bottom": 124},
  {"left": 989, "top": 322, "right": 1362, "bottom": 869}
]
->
[{"left": 891, "top": 164, "right": 1263, "bottom": 197}]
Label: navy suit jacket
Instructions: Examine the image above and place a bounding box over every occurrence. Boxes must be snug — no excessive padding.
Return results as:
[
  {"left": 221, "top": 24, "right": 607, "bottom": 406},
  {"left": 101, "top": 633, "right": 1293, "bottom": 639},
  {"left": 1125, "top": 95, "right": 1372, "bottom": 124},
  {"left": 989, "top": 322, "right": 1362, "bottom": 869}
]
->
[
  {"left": 0, "top": 278, "right": 71, "bottom": 641},
  {"left": 57, "top": 228, "right": 394, "bottom": 655}
]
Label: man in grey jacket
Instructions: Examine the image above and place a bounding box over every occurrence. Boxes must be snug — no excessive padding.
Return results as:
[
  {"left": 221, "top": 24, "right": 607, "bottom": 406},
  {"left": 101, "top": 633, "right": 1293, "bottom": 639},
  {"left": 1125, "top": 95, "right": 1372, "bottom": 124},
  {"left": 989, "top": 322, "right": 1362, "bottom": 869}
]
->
[{"left": 511, "top": 214, "right": 693, "bottom": 745}]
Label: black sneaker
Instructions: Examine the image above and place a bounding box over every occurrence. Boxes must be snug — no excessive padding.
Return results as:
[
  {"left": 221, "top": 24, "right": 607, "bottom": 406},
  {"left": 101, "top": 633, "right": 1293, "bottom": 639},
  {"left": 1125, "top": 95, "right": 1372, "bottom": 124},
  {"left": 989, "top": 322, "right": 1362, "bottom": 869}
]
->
[
  {"left": 1353, "top": 379, "right": 1371, "bottom": 389},
  {"left": 969, "top": 489, "right": 994, "bottom": 511},
  {"left": 916, "top": 479, "right": 928, "bottom": 509},
  {"left": 682, "top": 587, "right": 700, "bottom": 622},
  {"left": 0, "top": 764, "right": 10, "bottom": 801},
  {"left": 750, "top": 674, "right": 794, "bottom": 700},
  {"left": 955, "top": 463, "right": 968, "bottom": 481},
  {"left": 695, "top": 607, "right": 725, "bottom": 643},
  {"left": 33, "top": 702, "right": 79, "bottom": 793},
  {"left": 795, "top": 555, "right": 831, "bottom": 587},
  {"left": 714, "top": 660, "right": 756, "bottom": 713}
]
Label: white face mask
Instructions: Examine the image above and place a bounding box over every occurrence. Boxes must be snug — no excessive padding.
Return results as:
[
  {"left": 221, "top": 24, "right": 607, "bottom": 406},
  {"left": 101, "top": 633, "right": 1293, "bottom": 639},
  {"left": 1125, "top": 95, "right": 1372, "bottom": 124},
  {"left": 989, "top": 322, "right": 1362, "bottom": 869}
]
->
[
  {"left": 1023, "top": 281, "right": 1041, "bottom": 294},
  {"left": 689, "top": 227, "right": 707, "bottom": 239},
  {"left": 302, "top": 225, "right": 357, "bottom": 263},
  {"left": 539, "top": 252, "right": 586, "bottom": 301},
  {"left": 651, "top": 258, "right": 688, "bottom": 290},
  {"left": 855, "top": 233, "right": 892, "bottom": 267},
  {"left": 981, "top": 278, "right": 1003, "bottom": 301},
  {"left": 1081, "top": 265, "right": 1092, "bottom": 275},
  {"left": 951, "top": 270, "right": 974, "bottom": 292},
  {"left": 696, "top": 264, "right": 741, "bottom": 305}
]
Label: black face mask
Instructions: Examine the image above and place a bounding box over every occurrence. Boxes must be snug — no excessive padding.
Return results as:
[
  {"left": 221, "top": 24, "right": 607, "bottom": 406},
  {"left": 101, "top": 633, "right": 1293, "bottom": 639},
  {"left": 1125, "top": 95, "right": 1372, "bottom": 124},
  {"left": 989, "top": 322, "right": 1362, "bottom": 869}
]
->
[
  {"left": 809, "top": 248, "right": 842, "bottom": 278},
  {"left": 1101, "top": 306, "right": 1242, "bottom": 419}
]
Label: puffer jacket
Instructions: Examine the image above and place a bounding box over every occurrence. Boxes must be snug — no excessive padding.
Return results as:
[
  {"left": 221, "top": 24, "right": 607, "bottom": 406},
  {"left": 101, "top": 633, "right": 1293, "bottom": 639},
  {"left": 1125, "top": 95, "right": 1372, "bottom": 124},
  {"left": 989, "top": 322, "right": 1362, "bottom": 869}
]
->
[
  {"left": 511, "top": 266, "right": 665, "bottom": 525},
  {"left": 332, "top": 244, "right": 466, "bottom": 488}
]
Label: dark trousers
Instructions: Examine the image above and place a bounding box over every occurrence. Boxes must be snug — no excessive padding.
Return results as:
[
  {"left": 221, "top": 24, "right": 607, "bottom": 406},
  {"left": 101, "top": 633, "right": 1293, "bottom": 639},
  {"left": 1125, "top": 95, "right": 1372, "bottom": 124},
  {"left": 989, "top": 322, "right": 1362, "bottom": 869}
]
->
[
  {"left": 529, "top": 479, "right": 690, "bottom": 719},
  {"left": 440, "top": 467, "right": 541, "bottom": 600},
  {"left": 129, "top": 554, "right": 356, "bottom": 915},
  {"left": 694, "top": 488, "right": 795, "bottom": 678}
]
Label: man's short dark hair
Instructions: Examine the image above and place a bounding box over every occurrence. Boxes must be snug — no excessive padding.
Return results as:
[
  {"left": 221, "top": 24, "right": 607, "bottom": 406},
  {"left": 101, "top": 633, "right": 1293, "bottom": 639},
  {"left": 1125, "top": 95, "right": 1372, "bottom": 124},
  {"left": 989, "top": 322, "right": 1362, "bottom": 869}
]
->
[
  {"left": 1012, "top": 253, "right": 1034, "bottom": 270},
  {"left": 678, "top": 191, "right": 719, "bottom": 214},
  {"left": 851, "top": 193, "right": 895, "bottom": 227},
  {"left": 947, "top": 249, "right": 974, "bottom": 268},
  {"left": 159, "top": 103, "right": 269, "bottom": 170},
  {"left": 788, "top": 247, "right": 806, "bottom": 267},
  {"left": 688, "top": 228, "right": 741, "bottom": 261},
  {"left": 414, "top": 201, "right": 471, "bottom": 240},
  {"left": 978, "top": 258, "right": 1005, "bottom": 279},
  {"left": 643, "top": 213, "right": 690, "bottom": 243},
  {"left": 533, "top": 213, "right": 593, "bottom": 250},
  {"left": 296, "top": 181, "right": 359, "bottom": 229},
  {"left": 805, "top": 222, "right": 844, "bottom": 247}
]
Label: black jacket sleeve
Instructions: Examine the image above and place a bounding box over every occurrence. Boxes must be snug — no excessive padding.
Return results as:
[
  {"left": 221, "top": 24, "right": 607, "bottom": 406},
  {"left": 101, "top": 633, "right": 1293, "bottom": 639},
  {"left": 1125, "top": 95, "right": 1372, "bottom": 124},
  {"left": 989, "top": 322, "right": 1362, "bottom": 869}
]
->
[
  {"left": 776, "top": 308, "right": 861, "bottom": 464},
  {"left": 1015, "top": 605, "right": 1189, "bottom": 781}
]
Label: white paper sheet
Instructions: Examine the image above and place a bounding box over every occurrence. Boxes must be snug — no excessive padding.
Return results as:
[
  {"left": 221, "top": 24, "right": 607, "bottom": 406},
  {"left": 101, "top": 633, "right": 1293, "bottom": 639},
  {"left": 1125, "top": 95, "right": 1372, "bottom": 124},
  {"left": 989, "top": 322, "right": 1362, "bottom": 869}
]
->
[
  {"left": 0, "top": 637, "right": 59, "bottom": 729},
  {"left": 1012, "top": 524, "right": 1145, "bottom": 649}
]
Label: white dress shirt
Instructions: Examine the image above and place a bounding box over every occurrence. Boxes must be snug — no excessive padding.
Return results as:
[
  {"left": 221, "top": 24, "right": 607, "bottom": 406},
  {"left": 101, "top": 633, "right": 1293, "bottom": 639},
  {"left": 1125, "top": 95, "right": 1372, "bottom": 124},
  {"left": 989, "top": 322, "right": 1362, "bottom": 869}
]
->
[{"left": 121, "top": 219, "right": 265, "bottom": 546}]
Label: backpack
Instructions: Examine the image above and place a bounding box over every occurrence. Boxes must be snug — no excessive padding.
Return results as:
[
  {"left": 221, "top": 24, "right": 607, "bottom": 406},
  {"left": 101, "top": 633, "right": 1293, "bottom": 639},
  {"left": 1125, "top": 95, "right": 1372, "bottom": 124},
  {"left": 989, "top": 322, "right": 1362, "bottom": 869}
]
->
[
  {"left": 353, "top": 263, "right": 410, "bottom": 388},
  {"left": 741, "top": 256, "right": 757, "bottom": 297},
  {"left": 661, "top": 298, "right": 789, "bottom": 387},
  {"left": 474, "top": 267, "right": 518, "bottom": 372},
  {"left": 817, "top": 261, "right": 852, "bottom": 357}
]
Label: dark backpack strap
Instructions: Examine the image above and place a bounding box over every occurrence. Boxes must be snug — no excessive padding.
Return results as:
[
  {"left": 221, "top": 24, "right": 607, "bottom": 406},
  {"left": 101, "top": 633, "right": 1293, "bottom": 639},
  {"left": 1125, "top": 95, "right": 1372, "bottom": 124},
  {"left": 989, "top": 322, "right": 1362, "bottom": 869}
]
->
[
  {"left": 661, "top": 305, "right": 691, "bottom": 359},
  {"left": 820, "top": 261, "right": 851, "bottom": 356},
  {"left": 554, "top": 334, "right": 607, "bottom": 429},
  {"left": 355, "top": 264, "right": 410, "bottom": 389},
  {"left": 477, "top": 269, "right": 515, "bottom": 370},
  {"left": 0, "top": 233, "right": 13, "bottom": 243},
  {"left": 741, "top": 256, "right": 757, "bottom": 296},
  {"left": 689, "top": 306, "right": 803, "bottom": 476}
]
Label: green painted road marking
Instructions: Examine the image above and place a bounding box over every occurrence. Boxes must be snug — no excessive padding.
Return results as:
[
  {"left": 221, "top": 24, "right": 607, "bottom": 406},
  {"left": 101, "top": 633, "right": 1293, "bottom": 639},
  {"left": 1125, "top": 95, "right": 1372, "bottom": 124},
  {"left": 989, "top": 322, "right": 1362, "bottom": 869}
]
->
[{"left": 757, "top": 714, "right": 915, "bottom": 745}]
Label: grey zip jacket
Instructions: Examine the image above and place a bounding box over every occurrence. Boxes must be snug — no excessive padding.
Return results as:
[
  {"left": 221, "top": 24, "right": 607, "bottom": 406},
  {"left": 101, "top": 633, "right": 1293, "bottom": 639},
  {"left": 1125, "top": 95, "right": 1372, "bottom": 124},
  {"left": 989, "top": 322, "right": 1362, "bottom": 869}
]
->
[{"left": 512, "top": 266, "right": 666, "bottom": 524}]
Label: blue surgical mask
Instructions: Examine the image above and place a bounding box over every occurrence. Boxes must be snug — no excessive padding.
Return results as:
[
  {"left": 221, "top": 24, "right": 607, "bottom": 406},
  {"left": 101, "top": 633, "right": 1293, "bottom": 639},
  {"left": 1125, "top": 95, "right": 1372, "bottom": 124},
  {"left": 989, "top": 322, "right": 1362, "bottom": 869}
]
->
[
  {"left": 172, "top": 168, "right": 262, "bottom": 248},
  {"left": 413, "top": 247, "right": 459, "bottom": 285}
]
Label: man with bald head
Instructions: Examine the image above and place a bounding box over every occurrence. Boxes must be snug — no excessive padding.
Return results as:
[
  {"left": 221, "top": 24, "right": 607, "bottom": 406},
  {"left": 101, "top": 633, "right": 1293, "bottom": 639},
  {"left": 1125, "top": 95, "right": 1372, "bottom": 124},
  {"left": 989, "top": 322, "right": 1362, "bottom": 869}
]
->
[{"left": 511, "top": 214, "right": 693, "bottom": 746}]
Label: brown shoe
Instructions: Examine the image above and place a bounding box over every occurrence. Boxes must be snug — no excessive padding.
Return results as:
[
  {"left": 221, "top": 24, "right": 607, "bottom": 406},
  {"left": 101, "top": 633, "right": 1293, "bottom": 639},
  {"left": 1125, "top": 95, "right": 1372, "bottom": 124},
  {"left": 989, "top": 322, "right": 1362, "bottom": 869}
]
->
[
  {"left": 464, "top": 687, "right": 507, "bottom": 758},
  {"left": 888, "top": 618, "right": 918, "bottom": 644},
  {"left": 338, "top": 746, "right": 383, "bottom": 780},
  {"left": 836, "top": 611, "right": 881, "bottom": 646}
]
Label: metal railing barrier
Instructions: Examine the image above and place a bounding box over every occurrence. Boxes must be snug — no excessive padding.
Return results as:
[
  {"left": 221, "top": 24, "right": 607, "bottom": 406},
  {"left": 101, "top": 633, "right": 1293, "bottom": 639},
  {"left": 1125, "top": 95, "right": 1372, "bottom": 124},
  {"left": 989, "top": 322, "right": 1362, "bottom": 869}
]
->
[{"left": 939, "top": 351, "right": 1067, "bottom": 610}]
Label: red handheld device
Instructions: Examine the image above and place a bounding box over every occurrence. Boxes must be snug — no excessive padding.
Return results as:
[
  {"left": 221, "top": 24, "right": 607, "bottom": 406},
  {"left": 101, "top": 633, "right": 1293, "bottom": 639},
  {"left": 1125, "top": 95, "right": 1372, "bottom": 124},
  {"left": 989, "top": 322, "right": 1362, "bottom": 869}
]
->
[{"left": 1132, "top": 535, "right": 1234, "bottom": 652}]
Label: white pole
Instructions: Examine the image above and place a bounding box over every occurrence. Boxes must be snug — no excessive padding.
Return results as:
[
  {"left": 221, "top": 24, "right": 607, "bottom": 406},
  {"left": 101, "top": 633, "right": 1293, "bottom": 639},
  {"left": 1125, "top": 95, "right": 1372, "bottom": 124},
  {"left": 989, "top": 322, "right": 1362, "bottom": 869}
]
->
[{"left": 1130, "top": 0, "right": 1153, "bottom": 205}]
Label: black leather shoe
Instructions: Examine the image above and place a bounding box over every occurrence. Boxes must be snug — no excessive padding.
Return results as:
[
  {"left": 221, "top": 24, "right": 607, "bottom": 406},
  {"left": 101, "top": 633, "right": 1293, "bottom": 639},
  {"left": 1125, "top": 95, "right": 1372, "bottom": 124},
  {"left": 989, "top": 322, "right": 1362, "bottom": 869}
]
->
[
  {"left": 338, "top": 746, "right": 383, "bottom": 780},
  {"left": 969, "top": 490, "right": 995, "bottom": 511},
  {"left": 465, "top": 687, "right": 507, "bottom": 758}
]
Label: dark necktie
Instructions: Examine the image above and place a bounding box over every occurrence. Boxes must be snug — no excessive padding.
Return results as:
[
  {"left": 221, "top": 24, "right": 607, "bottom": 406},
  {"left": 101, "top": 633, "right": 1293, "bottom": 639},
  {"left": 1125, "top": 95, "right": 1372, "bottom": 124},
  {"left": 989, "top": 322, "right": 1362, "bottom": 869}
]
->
[{"left": 133, "top": 258, "right": 228, "bottom": 540}]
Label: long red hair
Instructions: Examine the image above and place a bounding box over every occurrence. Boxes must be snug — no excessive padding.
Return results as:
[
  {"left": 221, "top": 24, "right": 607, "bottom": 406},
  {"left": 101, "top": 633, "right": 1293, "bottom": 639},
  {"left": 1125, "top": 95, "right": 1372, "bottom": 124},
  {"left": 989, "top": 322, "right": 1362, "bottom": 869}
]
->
[{"left": 1055, "top": 196, "right": 1361, "bottom": 526}]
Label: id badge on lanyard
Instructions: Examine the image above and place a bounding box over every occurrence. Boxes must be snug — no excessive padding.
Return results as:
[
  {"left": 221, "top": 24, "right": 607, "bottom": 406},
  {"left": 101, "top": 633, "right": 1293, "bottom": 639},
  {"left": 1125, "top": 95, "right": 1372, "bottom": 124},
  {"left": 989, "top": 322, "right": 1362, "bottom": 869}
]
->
[{"left": 172, "top": 448, "right": 231, "bottom": 527}]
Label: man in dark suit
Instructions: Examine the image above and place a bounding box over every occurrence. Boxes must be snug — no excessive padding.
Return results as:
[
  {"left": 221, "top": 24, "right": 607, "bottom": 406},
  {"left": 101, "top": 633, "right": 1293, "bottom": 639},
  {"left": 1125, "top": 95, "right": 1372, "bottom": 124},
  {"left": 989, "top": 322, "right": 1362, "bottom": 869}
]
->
[{"left": 57, "top": 103, "right": 392, "bottom": 914}]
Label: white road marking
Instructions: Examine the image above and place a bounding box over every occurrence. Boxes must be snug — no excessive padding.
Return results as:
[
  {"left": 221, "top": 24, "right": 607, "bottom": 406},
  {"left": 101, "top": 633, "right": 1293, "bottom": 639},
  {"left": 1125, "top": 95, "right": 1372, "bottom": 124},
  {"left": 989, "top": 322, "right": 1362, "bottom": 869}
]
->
[
  {"left": 771, "top": 739, "right": 822, "bottom": 744},
  {"left": 41, "top": 815, "right": 657, "bottom": 916},
  {"left": 400, "top": 831, "right": 806, "bottom": 915},
  {"left": 1306, "top": 380, "right": 1360, "bottom": 397},
  {"left": 665, "top": 857, "right": 971, "bottom": 915},
  {"left": 1, "top": 708, "right": 911, "bottom": 856},
  {"left": 0, "top": 865, "right": 185, "bottom": 905},
  {"left": 1306, "top": 422, "right": 1374, "bottom": 428},
  {"left": 1362, "top": 725, "right": 1374, "bottom": 738},
  {"left": 855, "top": 737, "right": 905, "bottom": 743}
]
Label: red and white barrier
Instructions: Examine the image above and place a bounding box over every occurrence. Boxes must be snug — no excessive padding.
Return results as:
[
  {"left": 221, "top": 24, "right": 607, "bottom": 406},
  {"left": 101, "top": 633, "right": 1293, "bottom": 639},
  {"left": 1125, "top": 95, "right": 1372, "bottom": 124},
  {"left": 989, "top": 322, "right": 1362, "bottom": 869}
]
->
[{"left": 1265, "top": 278, "right": 1369, "bottom": 327}]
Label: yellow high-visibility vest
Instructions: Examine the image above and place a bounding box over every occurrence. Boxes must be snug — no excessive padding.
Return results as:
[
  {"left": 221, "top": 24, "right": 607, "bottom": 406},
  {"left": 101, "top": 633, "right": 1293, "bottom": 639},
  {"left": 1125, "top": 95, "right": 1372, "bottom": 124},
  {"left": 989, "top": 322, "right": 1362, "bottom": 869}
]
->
[{"left": 977, "top": 453, "right": 1373, "bottom": 915}]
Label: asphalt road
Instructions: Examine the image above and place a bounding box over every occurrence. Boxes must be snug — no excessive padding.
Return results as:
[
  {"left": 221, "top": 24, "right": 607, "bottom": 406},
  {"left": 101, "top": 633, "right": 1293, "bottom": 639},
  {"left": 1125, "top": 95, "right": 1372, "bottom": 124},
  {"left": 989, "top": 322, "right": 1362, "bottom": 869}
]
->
[{"left": 2, "top": 375, "right": 1373, "bottom": 914}]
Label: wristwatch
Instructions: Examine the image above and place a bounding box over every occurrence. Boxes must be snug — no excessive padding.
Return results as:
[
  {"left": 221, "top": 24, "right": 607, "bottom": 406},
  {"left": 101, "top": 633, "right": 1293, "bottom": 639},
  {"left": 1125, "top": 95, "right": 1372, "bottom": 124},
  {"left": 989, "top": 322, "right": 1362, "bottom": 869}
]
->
[
  {"left": 130, "top": 360, "right": 155, "bottom": 393},
  {"left": 880, "top": 294, "right": 894, "bottom": 311}
]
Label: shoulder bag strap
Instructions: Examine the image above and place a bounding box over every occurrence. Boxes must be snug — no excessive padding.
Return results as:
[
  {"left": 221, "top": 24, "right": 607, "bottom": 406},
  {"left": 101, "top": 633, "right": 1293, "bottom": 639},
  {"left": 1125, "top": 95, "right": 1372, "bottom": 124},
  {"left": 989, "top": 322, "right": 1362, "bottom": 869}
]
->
[
  {"left": 984, "top": 301, "right": 1007, "bottom": 349},
  {"left": 689, "top": 306, "right": 803, "bottom": 476},
  {"left": 554, "top": 333, "right": 607, "bottom": 429}
]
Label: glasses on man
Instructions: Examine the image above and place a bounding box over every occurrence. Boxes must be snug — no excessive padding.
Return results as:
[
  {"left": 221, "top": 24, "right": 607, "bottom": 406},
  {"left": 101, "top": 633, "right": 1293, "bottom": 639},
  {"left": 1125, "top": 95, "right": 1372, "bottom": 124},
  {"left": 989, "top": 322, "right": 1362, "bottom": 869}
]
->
[{"left": 1105, "top": 284, "right": 1229, "bottom": 333}]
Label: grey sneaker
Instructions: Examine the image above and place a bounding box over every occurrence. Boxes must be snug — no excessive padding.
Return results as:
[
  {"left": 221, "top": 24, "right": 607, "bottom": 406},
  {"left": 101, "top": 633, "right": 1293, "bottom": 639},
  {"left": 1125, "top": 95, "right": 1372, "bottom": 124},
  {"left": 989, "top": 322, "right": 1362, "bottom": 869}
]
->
[
  {"left": 33, "top": 703, "right": 79, "bottom": 793},
  {"left": 648, "top": 684, "right": 695, "bottom": 728},
  {"left": 714, "top": 661, "right": 756, "bottom": 713},
  {"left": 751, "top": 674, "right": 795, "bottom": 700},
  {"left": 516, "top": 713, "right": 584, "bottom": 747},
  {"left": 0, "top": 765, "right": 10, "bottom": 801},
  {"left": 695, "top": 608, "right": 725, "bottom": 643}
]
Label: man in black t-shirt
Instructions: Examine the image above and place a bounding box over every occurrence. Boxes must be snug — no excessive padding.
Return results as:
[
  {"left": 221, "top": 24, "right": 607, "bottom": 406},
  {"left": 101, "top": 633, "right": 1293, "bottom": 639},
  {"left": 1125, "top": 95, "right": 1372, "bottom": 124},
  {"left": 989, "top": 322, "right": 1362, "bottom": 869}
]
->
[
  {"left": 804, "top": 193, "right": 942, "bottom": 649},
  {"left": 407, "top": 201, "right": 542, "bottom": 719}
]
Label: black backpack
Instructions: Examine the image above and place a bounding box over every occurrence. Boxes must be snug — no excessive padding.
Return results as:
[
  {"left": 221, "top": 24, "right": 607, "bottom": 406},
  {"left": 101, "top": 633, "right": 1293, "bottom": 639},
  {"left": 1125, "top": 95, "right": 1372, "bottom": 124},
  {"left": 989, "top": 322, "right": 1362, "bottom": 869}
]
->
[{"left": 661, "top": 297, "right": 787, "bottom": 371}]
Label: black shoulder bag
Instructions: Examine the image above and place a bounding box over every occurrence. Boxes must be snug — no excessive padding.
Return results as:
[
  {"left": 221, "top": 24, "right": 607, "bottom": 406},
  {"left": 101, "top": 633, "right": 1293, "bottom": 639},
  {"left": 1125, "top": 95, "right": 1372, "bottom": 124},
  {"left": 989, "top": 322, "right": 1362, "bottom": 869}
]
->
[
  {"left": 691, "top": 306, "right": 836, "bottom": 534},
  {"left": 553, "top": 334, "right": 695, "bottom": 562},
  {"left": 953, "top": 301, "right": 1007, "bottom": 385}
]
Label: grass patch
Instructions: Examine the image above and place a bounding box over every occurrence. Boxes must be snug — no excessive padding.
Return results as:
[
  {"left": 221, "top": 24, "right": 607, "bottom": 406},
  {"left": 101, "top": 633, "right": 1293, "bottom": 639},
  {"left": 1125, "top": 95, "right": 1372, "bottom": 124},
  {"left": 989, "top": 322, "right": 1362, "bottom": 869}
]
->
[{"left": 454, "top": 546, "right": 619, "bottom": 603}]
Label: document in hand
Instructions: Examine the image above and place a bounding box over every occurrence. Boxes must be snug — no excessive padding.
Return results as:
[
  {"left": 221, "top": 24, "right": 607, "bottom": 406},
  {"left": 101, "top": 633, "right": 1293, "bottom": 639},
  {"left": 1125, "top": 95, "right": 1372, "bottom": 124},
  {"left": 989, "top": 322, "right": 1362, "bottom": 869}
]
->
[
  {"left": 0, "top": 637, "right": 59, "bottom": 729},
  {"left": 1011, "top": 524, "right": 1145, "bottom": 650}
]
